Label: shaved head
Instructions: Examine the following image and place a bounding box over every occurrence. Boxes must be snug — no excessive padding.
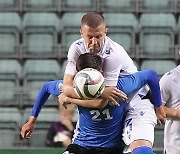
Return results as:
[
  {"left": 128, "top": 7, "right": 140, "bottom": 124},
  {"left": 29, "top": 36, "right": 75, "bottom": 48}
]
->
[
  {"left": 80, "top": 12, "right": 107, "bottom": 53},
  {"left": 81, "top": 12, "right": 106, "bottom": 28}
]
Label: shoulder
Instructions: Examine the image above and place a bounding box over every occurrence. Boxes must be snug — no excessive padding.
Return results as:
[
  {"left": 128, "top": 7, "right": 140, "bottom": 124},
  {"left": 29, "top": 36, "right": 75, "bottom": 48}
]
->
[
  {"left": 68, "top": 38, "right": 87, "bottom": 56},
  {"left": 69, "top": 38, "right": 85, "bottom": 50},
  {"left": 103, "top": 37, "right": 128, "bottom": 61},
  {"left": 160, "top": 71, "right": 173, "bottom": 90},
  {"left": 105, "top": 36, "right": 125, "bottom": 51}
]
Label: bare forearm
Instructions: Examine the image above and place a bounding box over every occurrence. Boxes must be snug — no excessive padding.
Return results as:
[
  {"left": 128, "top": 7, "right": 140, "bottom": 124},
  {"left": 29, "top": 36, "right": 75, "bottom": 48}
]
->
[
  {"left": 63, "top": 85, "right": 79, "bottom": 98},
  {"left": 163, "top": 105, "right": 180, "bottom": 118},
  {"left": 62, "top": 74, "right": 108, "bottom": 108},
  {"left": 66, "top": 97, "right": 108, "bottom": 108},
  {"left": 63, "top": 74, "right": 79, "bottom": 98}
]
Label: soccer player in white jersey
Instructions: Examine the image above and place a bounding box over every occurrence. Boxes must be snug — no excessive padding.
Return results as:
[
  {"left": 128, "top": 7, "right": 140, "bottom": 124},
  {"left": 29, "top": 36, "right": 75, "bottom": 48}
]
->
[
  {"left": 61, "top": 12, "right": 165, "bottom": 154},
  {"left": 160, "top": 64, "right": 180, "bottom": 154}
]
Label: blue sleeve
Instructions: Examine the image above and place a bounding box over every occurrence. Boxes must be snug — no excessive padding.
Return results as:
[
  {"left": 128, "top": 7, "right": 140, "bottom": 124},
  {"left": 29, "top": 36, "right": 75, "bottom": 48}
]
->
[
  {"left": 31, "top": 80, "right": 63, "bottom": 117},
  {"left": 117, "top": 69, "right": 162, "bottom": 108}
]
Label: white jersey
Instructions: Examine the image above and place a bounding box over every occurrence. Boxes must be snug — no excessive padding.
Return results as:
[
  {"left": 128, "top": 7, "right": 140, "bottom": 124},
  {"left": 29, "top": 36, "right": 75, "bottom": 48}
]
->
[
  {"left": 65, "top": 36, "right": 137, "bottom": 86},
  {"left": 159, "top": 65, "right": 180, "bottom": 154}
]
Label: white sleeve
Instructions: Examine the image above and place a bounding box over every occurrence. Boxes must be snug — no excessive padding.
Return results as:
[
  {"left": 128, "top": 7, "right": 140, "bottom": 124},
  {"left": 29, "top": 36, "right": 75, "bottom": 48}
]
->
[
  {"left": 103, "top": 54, "right": 122, "bottom": 86},
  {"left": 65, "top": 43, "right": 80, "bottom": 75},
  {"left": 103, "top": 46, "right": 137, "bottom": 86},
  {"left": 160, "top": 75, "right": 171, "bottom": 105}
]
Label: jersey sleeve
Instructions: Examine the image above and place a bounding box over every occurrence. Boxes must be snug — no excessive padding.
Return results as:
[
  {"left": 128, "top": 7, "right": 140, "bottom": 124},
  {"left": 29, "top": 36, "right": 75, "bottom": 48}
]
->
[
  {"left": 160, "top": 74, "right": 171, "bottom": 105},
  {"left": 65, "top": 42, "right": 82, "bottom": 76},
  {"left": 31, "top": 80, "right": 63, "bottom": 117},
  {"left": 103, "top": 56, "right": 122, "bottom": 86},
  {"left": 103, "top": 45, "right": 137, "bottom": 86}
]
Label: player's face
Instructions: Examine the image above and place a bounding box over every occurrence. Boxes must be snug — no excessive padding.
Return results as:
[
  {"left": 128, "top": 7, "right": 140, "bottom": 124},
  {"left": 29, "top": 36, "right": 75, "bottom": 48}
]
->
[{"left": 80, "top": 24, "right": 107, "bottom": 53}]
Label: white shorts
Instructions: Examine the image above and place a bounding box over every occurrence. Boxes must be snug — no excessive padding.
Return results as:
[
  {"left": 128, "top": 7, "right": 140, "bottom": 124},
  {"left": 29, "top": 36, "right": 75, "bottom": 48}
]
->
[{"left": 122, "top": 98, "right": 157, "bottom": 152}]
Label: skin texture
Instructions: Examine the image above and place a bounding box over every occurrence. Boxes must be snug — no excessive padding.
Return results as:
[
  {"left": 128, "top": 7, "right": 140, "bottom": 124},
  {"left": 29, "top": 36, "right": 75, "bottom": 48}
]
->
[
  {"left": 80, "top": 24, "right": 107, "bottom": 53},
  {"left": 130, "top": 140, "right": 152, "bottom": 151},
  {"left": 163, "top": 105, "right": 180, "bottom": 119}
]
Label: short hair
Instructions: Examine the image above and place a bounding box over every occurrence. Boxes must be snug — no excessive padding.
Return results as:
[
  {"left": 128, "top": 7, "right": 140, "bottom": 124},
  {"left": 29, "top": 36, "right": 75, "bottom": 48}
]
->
[
  {"left": 81, "top": 12, "right": 105, "bottom": 28},
  {"left": 76, "top": 53, "right": 102, "bottom": 71}
]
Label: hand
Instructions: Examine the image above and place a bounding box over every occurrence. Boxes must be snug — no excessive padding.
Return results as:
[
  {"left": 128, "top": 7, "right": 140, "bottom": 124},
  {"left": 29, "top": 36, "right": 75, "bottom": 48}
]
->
[
  {"left": 155, "top": 106, "right": 166, "bottom": 125},
  {"left": 58, "top": 93, "right": 70, "bottom": 108},
  {"left": 101, "top": 87, "right": 127, "bottom": 105},
  {"left": 21, "top": 116, "right": 37, "bottom": 139}
]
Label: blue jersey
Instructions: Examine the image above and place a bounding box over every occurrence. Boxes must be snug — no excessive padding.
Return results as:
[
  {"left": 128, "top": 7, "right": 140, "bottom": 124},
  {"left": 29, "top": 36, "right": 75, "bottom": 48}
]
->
[
  {"left": 73, "top": 102, "right": 126, "bottom": 148},
  {"left": 30, "top": 80, "right": 126, "bottom": 148},
  {"left": 30, "top": 69, "right": 162, "bottom": 148}
]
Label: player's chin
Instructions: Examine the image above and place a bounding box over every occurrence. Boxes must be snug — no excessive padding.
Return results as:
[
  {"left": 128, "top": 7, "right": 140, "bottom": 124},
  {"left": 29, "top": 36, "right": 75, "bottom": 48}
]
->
[{"left": 89, "top": 47, "right": 100, "bottom": 53}]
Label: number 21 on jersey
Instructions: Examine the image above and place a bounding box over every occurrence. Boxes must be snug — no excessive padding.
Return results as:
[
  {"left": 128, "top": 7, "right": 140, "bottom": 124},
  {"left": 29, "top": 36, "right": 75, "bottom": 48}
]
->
[{"left": 90, "top": 109, "right": 113, "bottom": 121}]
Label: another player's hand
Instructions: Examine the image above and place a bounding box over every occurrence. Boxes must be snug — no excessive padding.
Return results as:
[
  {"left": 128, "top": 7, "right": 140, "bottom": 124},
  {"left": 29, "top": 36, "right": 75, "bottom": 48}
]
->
[
  {"left": 58, "top": 93, "right": 70, "bottom": 108},
  {"left": 21, "top": 116, "right": 37, "bottom": 139},
  {"left": 101, "top": 87, "right": 127, "bottom": 105},
  {"left": 155, "top": 106, "right": 166, "bottom": 125}
]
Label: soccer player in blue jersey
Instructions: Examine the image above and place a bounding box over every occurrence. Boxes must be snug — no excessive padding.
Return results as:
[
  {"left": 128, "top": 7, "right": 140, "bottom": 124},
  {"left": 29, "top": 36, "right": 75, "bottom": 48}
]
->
[{"left": 21, "top": 53, "right": 165, "bottom": 154}]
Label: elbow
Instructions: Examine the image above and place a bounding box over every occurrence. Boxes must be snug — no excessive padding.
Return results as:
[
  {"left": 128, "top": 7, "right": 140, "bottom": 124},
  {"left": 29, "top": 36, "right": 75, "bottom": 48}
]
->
[
  {"left": 40, "top": 82, "right": 49, "bottom": 90},
  {"left": 62, "top": 85, "right": 68, "bottom": 94},
  {"left": 147, "top": 69, "right": 159, "bottom": 80},
  {"left": 62, "top": 85, "right": 72, "bottom": 96}
]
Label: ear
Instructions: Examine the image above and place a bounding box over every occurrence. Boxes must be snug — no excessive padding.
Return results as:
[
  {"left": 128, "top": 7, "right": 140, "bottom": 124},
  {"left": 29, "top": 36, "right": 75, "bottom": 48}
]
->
[
  {"left": 80, "top": 29, "right": 83, "bottom": 37},
  {"left": 105, "top": 27, "right": 108, "bottom": 34},
  {"left": 80, "top": 29, "right": 82, "bottom": 34}
]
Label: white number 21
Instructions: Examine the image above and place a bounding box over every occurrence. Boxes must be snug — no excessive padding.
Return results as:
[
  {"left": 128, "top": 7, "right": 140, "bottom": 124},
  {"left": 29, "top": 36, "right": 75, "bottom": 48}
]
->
[{"left": 90, "top": 109, "right": 113, "bottom": 121}]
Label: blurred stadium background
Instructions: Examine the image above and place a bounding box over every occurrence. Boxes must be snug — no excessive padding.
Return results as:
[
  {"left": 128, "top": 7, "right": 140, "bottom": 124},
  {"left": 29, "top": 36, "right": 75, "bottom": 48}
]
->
[{"left": 0, "top": 0, "right": 179, "bottom": 153}]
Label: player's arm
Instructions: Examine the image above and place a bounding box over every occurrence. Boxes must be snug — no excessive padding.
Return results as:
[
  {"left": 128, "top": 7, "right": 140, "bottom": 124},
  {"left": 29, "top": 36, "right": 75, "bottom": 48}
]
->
[
  {"left": 135, "top": 69, "right": 167, "bottom": 123},
  {"left": 116, "top": 69, "right": 163, "bottom": 108},
  {"left": 101, "top": 86, "right": 127, "bottom": 104},
  {"left": 31, "top": 80, "right": 62, "bottom": 117},
  {"left": 63, "top": 73, "right": 123, "bottom": 107},
  {"left": 114, "top": 69, "right": 166, "bottom": 123},
  {"left": 62, "top": 78, "right": 119, "bottom": 108},
  {"left": 21, "top": 80, "right": 62, "bottom": 139},
  {"left": 62, "top": 44, "right": 82, "bottom": 98},
  {"left": 155, "top": 106, "right": 166, "bottom": 125},
  {"left": 63, "top": 73, "right": 127, "bottom": 101},
  {"left": 103, "top": 69, "right": 164, "bottom": 108},
  {"left": 21, "top": 116, "right": 37, "bottom": 139},
  {"left": 141, "top": 69, "right": 163, "bottom": 108},
  {"left": 162, "top": 105, "right": 180, "bottom": 119},
  {"left": 58, "top": 93, "right": 109, "bottom": 108},
  {"left": 62, "top": 73, "right": 80, "bottom": 98}
]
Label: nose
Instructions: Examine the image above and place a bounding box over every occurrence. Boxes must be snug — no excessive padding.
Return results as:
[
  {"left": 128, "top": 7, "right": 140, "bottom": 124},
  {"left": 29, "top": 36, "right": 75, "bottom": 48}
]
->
[{"left": 91, "top": 37, "right": 98, "bottom": 45}]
